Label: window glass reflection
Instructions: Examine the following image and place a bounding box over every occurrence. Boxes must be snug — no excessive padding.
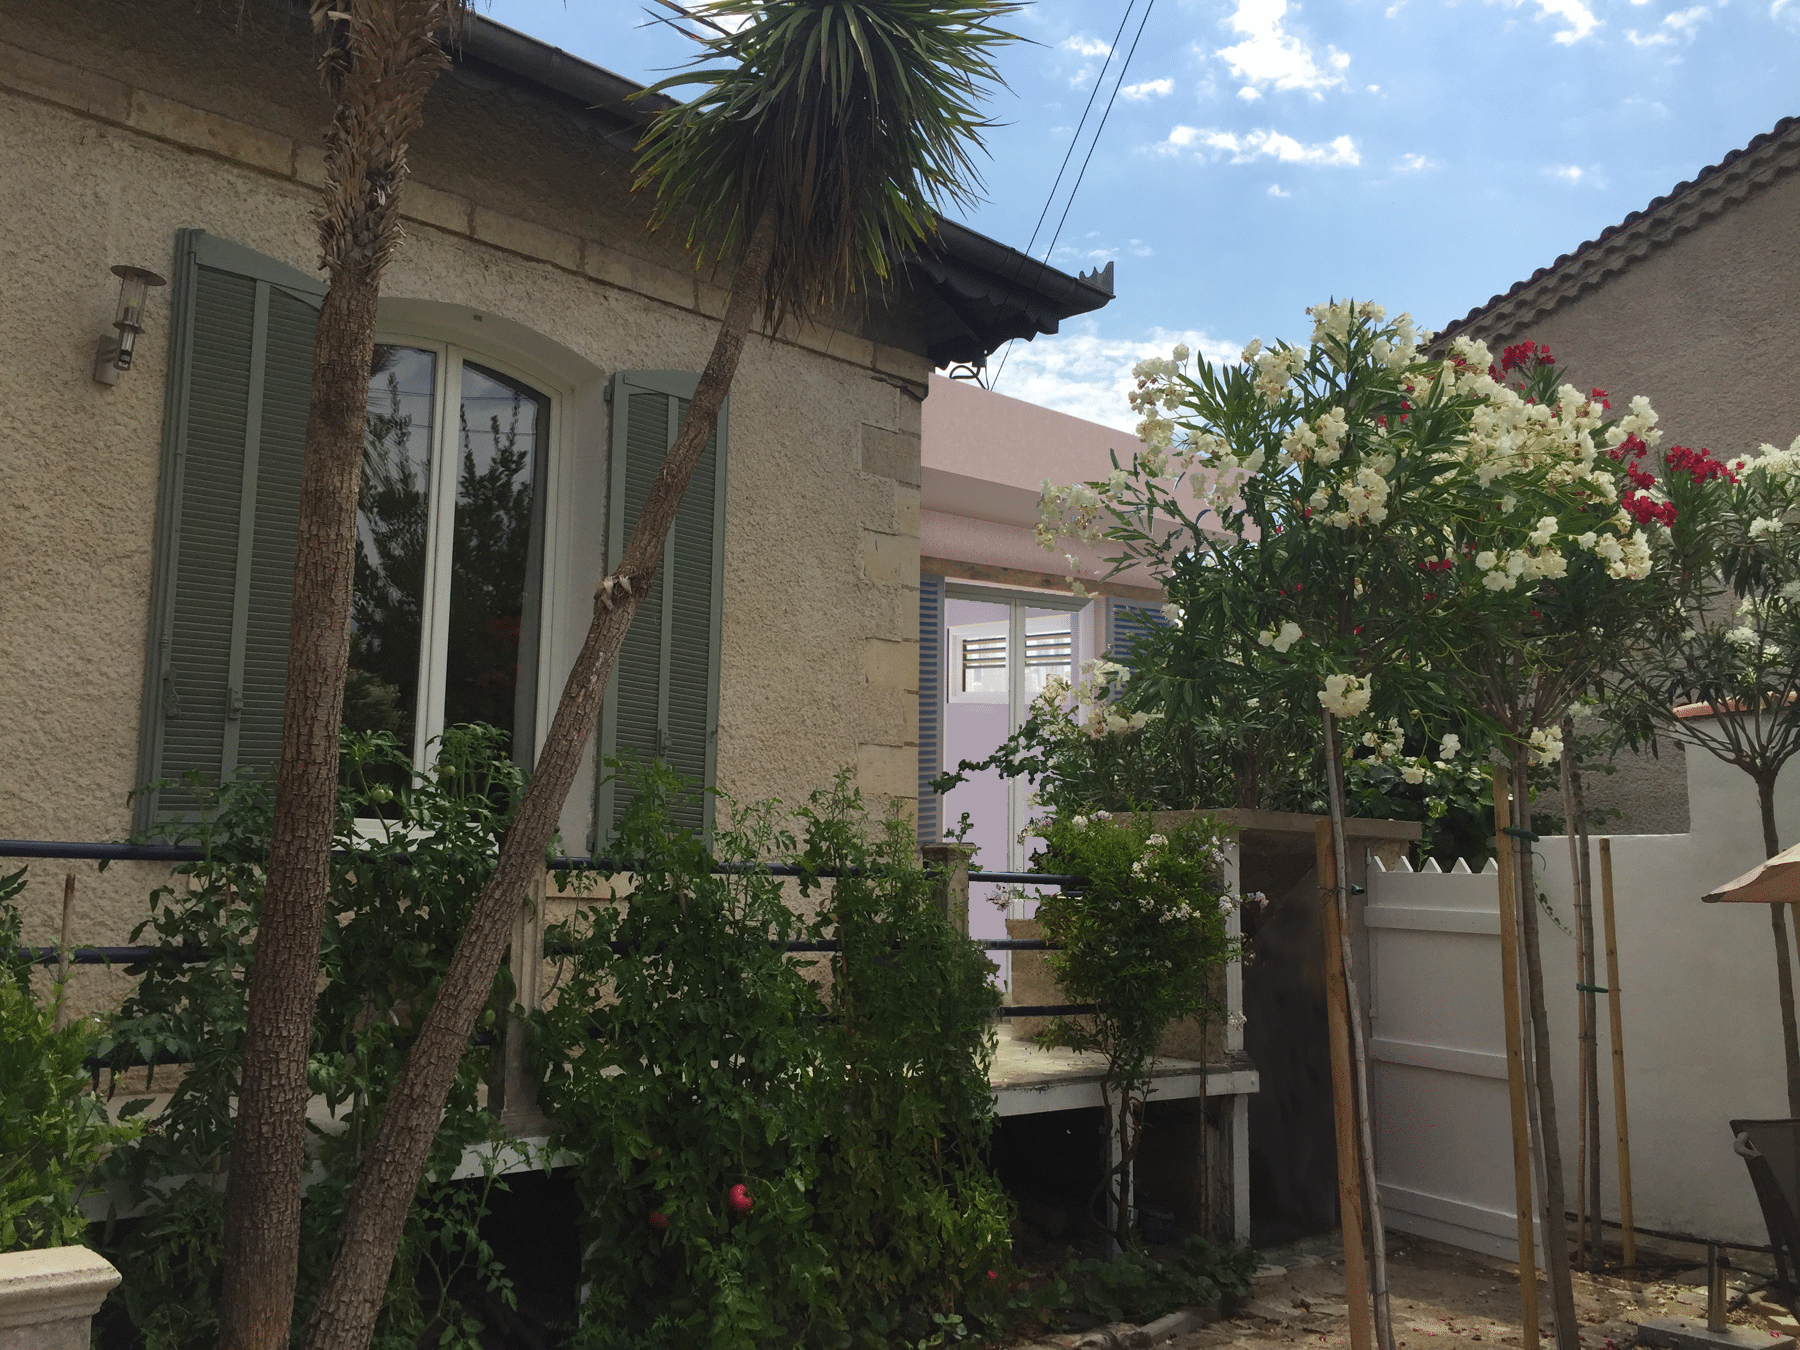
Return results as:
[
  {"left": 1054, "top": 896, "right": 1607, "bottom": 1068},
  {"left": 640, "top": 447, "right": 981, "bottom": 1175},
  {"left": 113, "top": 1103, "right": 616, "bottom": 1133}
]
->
[
  {"left": 347, "top": 345, "right": 435, "bottom": 759},
  {"left": 446, "top": 362, "right": 546, "bottom": 765}
]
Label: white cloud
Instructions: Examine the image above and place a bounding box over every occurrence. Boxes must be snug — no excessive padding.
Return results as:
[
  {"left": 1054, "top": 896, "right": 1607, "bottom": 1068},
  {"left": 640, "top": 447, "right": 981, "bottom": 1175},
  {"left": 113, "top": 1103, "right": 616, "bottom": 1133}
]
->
[
  {"left": 1268, "top": 183, "right": 1292, "bottom": 196},
  {"left": 1216, "top": 0, "right": 1350, "bottom": 97},
  {"left": 1050, "top": 237, "right": 1156, "bottom": 263},
  {"left": 1499, "top": 0, "right": 1600, "bottom": 43},
  {"left": 1062, "top": 35, "right": 1113, "bottom": 57},
  {"left": 1120, "top": 78, "right": 1175, "bottom": 100},
  {"left": 1394, "top": 151, "right": 1438, "bottom": 172},
  {"left": 1238, "top": 85, "right": 1263, "bottom": 101},
  {"left": 991, "top": 325, "right": 1242, "bottom": 433},
  {"left": 1626, "top": 6, "right": 1709, "bottom": 43},
  {"left": 1545, "top": 163, "right": 1604, "bottom": 186},
  {"left": 1162, "top": 125, "right": 1361, "bottom": 166}
]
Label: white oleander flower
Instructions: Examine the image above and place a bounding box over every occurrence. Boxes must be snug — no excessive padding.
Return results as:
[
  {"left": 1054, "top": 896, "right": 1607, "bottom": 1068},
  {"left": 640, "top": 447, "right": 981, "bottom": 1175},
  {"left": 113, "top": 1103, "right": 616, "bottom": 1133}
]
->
[
  {"left": 1528, "top": 725, "right": 1564, "bottom": 766},
  {"left": 1438, "top": 733, "right": 1461, "bottom": 758},
  {"left": 1319, "top": 672, "right": 1372, "bottom": 719}
]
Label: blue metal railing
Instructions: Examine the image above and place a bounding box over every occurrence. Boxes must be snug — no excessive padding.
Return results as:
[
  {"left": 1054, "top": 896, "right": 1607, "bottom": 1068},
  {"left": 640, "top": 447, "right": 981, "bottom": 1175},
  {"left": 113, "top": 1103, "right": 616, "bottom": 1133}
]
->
[{"left": 6, "top": 840, "right": 1094, "bottom": 1030}]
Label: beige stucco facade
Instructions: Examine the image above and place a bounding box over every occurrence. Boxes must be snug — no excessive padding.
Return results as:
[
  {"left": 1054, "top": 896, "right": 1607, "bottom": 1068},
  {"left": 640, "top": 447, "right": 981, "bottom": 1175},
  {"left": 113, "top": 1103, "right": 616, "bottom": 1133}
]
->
[
  {"left": 0, "top": 2, "right": 938, "bottom": 998},
  {"left": 1440, "top": 115, "right": 1800, "bottom": 833}
]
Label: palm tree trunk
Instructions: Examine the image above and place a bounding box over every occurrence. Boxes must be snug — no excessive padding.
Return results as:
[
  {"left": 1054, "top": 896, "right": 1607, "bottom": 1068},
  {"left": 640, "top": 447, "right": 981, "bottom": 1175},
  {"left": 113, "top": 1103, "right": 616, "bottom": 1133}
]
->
[
  {"left": 1512, "top": 748, "right": 1579, "bottom": 1350},
  {"left": 1754, "top": 773, "right": 1800, "bottom": 1116},
  {"left": 219, "top": 7, "right": 451, "bottom": 1345},
  {"left": 302, "top": 204, "right": 779, "bottom": 1350}
]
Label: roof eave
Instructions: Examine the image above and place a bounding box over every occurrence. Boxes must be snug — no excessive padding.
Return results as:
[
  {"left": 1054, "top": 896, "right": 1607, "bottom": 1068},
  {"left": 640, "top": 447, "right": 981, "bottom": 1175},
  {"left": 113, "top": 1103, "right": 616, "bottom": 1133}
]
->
[{"left": 450, "top": 14, "right": 1114, "bottom": 366}]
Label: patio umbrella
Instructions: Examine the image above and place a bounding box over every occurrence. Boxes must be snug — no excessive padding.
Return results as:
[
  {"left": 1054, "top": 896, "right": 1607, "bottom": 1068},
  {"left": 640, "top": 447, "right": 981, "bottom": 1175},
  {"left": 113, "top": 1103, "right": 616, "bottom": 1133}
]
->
[{"left": 1704, "top": 840, "right": 1800, "bottom": 904}]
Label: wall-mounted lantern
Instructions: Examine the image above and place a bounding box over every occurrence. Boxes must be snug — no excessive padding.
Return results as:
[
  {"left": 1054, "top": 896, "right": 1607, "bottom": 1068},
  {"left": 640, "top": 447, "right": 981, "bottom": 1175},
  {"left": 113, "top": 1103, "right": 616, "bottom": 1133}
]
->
[{"left": 93, "top": 265, "right": 168, "bottom": 386}]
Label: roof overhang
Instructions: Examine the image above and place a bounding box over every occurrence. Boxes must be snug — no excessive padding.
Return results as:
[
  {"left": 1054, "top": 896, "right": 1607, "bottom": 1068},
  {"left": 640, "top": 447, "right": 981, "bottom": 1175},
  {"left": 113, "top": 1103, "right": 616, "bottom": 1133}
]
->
[{"left": 448, "top": 15, "right": 1114, "bottom": 367}]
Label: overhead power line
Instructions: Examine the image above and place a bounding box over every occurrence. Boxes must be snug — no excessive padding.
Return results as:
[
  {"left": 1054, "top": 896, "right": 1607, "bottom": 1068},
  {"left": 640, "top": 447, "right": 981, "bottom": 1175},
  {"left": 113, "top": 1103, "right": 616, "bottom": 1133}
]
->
[{"left": 990, "top": 0, "right": 1158, "bottom": 395}]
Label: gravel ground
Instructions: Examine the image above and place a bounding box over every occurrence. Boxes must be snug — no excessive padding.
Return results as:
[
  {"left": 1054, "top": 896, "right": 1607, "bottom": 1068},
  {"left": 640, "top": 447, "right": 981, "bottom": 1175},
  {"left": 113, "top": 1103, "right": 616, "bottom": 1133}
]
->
[{"left": 1161, "top": 1235, "right": 1798, "bottom": 1350}]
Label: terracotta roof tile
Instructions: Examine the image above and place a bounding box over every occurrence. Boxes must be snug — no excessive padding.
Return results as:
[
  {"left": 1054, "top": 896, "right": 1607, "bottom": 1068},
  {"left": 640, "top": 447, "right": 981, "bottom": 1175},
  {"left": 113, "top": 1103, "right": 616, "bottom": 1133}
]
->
[{"left": 1437, "top": 115, "right": 1800, "bottom": 344}]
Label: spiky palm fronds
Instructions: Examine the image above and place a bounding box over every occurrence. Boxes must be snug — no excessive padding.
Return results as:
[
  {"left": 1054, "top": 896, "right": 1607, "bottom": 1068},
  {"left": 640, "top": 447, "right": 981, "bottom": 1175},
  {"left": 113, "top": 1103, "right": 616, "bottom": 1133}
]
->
[{"left": 636, "top": 0, "right": 1020, "bottom": 325}]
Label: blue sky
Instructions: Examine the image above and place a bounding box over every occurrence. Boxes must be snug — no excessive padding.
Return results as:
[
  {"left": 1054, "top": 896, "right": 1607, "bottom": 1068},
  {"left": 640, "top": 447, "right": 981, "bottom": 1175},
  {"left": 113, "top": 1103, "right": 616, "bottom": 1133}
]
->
[{"left": 483, "top": 0, "right": 1797, "bottom": 429}]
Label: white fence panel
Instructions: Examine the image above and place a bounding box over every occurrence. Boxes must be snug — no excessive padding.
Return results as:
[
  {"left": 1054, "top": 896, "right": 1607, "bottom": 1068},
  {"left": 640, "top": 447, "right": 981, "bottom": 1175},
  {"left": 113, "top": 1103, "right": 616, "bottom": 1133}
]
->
[{"left": 1365, "top": 856, "right": 1532, "bottom": 1261}]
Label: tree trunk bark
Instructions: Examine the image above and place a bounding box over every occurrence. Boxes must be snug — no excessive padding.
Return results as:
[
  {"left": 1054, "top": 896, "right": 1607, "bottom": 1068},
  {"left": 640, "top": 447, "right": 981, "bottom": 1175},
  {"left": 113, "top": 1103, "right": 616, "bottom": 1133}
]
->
[
  {"left": 220, "top": 270, "right": 381, "bottom": 1350},
  {"left": 1513, "top": 749, "right": 1580, "bottom": 1350},
  {"left": 218, "top": 7, "right": 453, "bottom": 1343},
  {"left": 1560, "top": 717, "right": 1601, "bottom": 1270},
  {"left": 1755, "top": 775, "right": 1800, "bottom": 1116},
  {"left": 302, "top": 204, "right": 780, "bottom": 1350},
  {"left": 1323, "top": 711, "right": 1395, "bottom": 1350}
]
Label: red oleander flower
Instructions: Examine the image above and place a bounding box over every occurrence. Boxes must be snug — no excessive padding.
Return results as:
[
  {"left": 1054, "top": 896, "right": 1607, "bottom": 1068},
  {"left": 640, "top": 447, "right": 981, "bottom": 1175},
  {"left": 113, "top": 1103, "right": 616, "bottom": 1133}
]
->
[
  {"left": 649, "top": 1211, "right": 669, "bottom": 1230},
  {"left": 728, "top": 1183, "right": 753, "bottom": 1213}
]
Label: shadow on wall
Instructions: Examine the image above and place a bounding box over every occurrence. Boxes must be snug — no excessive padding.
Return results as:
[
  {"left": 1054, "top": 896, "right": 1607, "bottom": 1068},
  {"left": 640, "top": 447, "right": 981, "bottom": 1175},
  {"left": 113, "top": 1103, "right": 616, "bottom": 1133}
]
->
[{"left": 1243, "top": 854, "right": 1339, "bottom": 1248}]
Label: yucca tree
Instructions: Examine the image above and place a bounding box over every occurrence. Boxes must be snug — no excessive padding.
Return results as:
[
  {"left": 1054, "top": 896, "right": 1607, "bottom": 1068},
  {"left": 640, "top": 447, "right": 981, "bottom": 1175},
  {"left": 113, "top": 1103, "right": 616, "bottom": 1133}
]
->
[
  {"left": 301, "top": 5, "right": 1017, "bottom": 1346},
  {"left": 220, "top": 4, "right": 461, "bottom": 1348}
]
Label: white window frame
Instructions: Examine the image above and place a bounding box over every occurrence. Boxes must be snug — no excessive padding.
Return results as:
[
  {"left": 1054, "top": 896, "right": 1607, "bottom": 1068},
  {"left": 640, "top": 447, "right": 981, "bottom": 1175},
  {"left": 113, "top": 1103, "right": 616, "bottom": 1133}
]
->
[
  {"left": 942, "top": 584, "right": 1091, "bottom": 870},
  {"left": 368, "top": 329, "right": 574, "bottom": 772}
]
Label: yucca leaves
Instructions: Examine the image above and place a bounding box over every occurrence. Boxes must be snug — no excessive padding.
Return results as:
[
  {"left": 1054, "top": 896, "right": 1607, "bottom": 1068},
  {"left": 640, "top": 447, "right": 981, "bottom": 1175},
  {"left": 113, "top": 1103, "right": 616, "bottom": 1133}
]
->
[{"left": 636, "top": 0, "right": 1020, "bottom": 325}]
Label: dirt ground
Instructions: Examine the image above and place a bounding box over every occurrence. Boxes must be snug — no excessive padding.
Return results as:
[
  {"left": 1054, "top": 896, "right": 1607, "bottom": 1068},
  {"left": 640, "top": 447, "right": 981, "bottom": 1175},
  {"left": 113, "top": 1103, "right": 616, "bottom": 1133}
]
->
[{"left": 1166, "top": 1235, "right": 1800, "bottom": 1350}]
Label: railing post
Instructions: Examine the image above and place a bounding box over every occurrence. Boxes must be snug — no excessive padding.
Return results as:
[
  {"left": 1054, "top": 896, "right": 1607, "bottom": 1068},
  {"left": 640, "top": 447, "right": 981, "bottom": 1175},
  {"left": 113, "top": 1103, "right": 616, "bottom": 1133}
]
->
[{"left": 922, "top": 844, "right": 974, "bottom": 937}]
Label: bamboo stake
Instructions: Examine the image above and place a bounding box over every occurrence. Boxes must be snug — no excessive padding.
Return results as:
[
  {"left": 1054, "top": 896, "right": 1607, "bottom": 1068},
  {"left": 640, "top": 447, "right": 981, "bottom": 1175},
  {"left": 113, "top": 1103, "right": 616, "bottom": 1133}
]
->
[
  {"left": 1560, "top": 752, "right": 1587, "bottom": 1267},
  {"left": 1570, "top": 752, "right": 1602, "bottom": 1275},
  {"left": 1512, "top": 749, "right": 1581, "bottom": 1350},
  {"left": 1317, "top": 818, "right": 1375, "bottom": 1350},
  {"left": 54, "top": 872, "right": 75, "bottom": 1030},
  {"left": 1599, "top": 840, "right": 1635, "bottom": 1268},
  {"left": 1494, "top": 767, "right": 1539, "bottom": 1350}
]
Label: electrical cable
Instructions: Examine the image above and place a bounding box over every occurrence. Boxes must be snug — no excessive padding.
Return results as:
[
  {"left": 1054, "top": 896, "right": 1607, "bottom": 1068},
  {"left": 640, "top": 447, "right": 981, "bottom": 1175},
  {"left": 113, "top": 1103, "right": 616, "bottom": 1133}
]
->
[
  {"left": 971, "top": 1, "right": 1133, "bottom": 388},
  {"left": 989, "top": 0, "right": 1158, "bottom": 393},
  {"left": 1015, "top": 2, "right": 1134, "bottom": 266}
]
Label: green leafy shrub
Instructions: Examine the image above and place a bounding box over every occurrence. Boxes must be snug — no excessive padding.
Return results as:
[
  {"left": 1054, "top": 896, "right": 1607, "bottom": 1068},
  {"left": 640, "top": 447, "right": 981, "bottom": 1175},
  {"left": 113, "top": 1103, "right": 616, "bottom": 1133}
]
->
[
  {"left": 533, "top": 764, "right": 1013, "bottom": 1349},
  {"left": 1033, "top": 812, "right": 1238, "bottom": 1249},
  {"left": 1064, "top": 1235, "right": 1258, "bottom": 1323},
  {"left": 0, "top": 866, "right": 140, "bottom": 1251},
  {"left": 98, "top": 728, "right": 524, "bottom": 1348}
]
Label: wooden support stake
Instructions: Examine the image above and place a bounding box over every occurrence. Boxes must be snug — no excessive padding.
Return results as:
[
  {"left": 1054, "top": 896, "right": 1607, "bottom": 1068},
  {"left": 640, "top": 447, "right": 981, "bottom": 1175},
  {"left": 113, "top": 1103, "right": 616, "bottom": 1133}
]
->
[
  {"left": 1317, "top": 819, "right": 1375, "bottom": 1350},
  {"left": 1599, "top": 839, "right": 1635, "bottom": 1268},
  {"left": 1494, "top": 768, "right": 1539, "bottom": 1350},
  {"left": 1562, "top": 754, "right": 1588, "bottom": 1267},
  {"left": 54, "top": 872, "right": 75, "bottom": 1030}
]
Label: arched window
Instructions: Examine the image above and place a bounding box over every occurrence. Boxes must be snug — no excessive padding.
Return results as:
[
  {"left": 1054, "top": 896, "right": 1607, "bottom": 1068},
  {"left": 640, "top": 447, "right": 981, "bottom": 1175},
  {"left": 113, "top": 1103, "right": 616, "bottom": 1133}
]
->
[{"left": 350, "top": 343, "right": 551, "bottom": 771}]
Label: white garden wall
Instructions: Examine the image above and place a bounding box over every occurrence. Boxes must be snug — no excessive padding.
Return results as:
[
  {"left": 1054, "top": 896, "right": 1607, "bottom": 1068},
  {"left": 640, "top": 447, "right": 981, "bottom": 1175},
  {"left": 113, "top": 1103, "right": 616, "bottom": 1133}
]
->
[{"left": 1367, "top": 731, "right": 1800, "bottom": 1254}]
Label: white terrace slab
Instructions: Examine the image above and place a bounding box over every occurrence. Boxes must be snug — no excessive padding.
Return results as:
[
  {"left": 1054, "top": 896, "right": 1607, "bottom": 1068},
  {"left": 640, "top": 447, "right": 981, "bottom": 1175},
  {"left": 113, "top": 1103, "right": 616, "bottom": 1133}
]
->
[{"left": 988, "top": 1033, "right": 1259, "bottom": 1117}]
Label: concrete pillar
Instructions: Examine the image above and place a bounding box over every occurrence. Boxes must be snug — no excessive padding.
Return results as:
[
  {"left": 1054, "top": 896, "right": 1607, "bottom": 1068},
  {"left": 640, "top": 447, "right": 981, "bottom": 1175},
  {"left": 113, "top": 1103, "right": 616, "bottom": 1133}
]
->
[
  {"left": 489, "top": 872, "right": 551, "bottom": 1137},
  {"left": 922, "top": 843, "right": 974, "bottom": 937},
  {"left": 0, "top": 1247, "right": 120, "bottom": 1350}
]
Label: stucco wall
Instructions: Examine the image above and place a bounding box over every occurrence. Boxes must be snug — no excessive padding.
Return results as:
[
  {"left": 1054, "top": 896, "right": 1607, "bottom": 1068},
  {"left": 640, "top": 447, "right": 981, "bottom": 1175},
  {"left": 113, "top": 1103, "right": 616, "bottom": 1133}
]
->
[
  {"left": 1468, "top": 162, "right": 1800, "bottom": 463},
  {"left": 1452, "top": 141, "right": 1800, "bottom": 835},
  {"left": 1528, "top": 740, "right": 1800, "bottom": 1246},
  {"left": 0, "top": 4, "right": 930, "bottom": 1010}
]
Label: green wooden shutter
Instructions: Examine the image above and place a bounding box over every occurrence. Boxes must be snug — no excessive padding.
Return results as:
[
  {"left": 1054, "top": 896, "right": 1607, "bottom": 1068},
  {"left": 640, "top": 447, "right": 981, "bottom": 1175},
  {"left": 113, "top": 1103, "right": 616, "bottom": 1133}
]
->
[
  {"left": 1104, "top": 596, "right": 1169, "bottom": 668},
  {"left": 593, "top": 371, "right": 728, "bottom": 848},
  {"left": 135, "top": 232, "right": 323, "bottom": 829},
  {"left": 917, "top": 574, "right": 945, "bottom": 849}
]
